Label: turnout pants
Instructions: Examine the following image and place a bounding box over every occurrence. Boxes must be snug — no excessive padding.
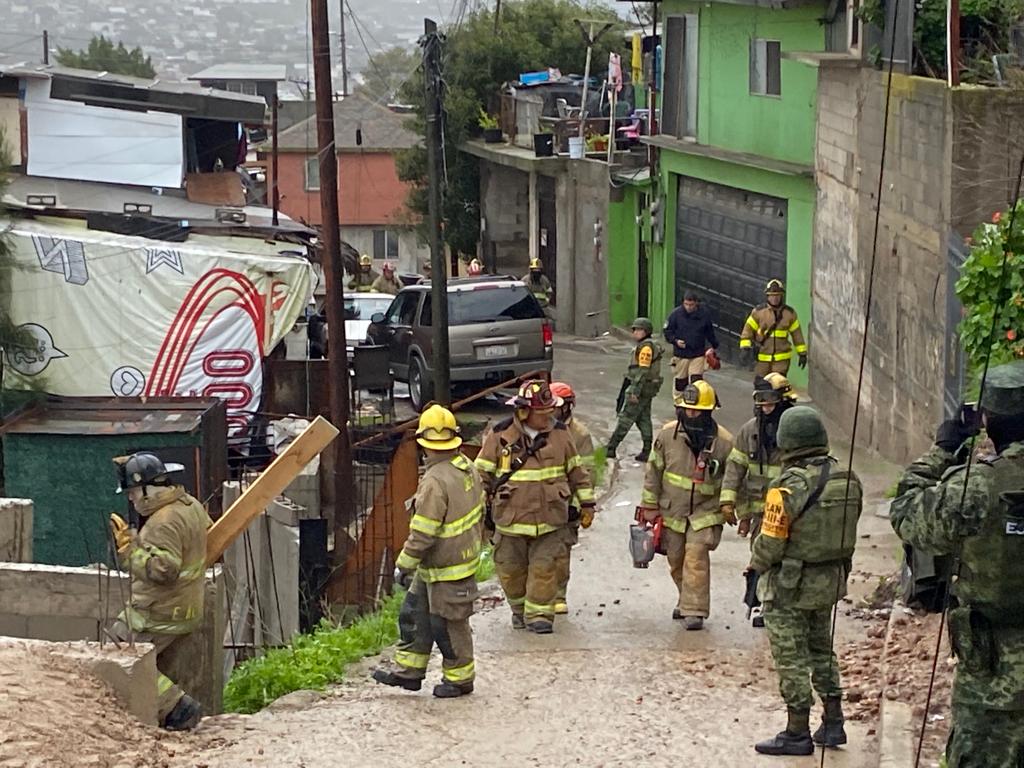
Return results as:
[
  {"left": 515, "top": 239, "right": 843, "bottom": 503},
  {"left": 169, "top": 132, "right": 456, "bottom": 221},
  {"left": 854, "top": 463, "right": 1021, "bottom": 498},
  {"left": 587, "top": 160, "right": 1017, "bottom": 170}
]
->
[
  {"left": 946, "top": 704, "right": 1024, "bottom": 767},
  {"left": 608, "top": 395, "right": 654, "bottom": 451},
  {"left": 109, "top": 619, "right": 185, "bottom": 722},
  {"left": 763, "top": 604, "right": 842, "bottom": 710},
  {"left": 494, "top": 529, "right": 565, "bottom": 623},
  {"left": 672, "top": 356, "right": 707, "bottom": 389},
  {"left": 557, "top": 519, "right": 580, "bottom": 601},
  {"left": 663, "top": 524, "right": 722, "bottom": 617},
  {"left": 394, "top": 575, "right": 477, "bottom": 688},
  {"left": 754, "top": 359, "right": 791, "bottom": 378}
]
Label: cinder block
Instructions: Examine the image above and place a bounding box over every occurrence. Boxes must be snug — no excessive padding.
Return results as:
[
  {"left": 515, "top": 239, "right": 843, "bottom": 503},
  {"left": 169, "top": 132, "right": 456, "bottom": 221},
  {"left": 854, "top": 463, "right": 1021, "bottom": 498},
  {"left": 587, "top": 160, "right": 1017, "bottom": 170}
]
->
[{"left": 0, "top": 498, "right": 33, "bottom": 563}]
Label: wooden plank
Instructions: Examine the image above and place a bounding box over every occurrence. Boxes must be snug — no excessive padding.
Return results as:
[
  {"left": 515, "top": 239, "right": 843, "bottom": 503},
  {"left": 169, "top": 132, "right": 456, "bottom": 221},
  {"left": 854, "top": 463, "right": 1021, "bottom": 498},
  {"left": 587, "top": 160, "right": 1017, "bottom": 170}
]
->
[{"left": 205, "top": 416, "right": 339, "bottom": 565}]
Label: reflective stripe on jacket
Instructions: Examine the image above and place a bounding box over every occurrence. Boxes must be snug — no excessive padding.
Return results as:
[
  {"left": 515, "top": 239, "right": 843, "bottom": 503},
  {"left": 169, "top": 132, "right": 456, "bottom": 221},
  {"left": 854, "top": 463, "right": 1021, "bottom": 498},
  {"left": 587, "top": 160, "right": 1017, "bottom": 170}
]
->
[{"left": 739, "top": 304, "right": 807, "bottom": 360}]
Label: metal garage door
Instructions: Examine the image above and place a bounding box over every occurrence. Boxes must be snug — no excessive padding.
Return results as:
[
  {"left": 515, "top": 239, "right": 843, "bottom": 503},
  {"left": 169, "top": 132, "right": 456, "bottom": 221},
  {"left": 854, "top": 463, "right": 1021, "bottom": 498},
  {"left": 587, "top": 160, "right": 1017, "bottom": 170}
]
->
[{"left": 674, "top": 177, "right": 787, "bottom": 363}]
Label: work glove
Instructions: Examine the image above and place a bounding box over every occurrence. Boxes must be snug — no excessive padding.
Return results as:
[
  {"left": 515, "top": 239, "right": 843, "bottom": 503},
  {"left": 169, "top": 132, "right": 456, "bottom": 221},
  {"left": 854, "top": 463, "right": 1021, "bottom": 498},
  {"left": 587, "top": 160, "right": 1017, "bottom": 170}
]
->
[
  {"left": 935, "top": 418, "right": 974, "bottom": 453},
  {"left": 640, "top": 506, "right": 660, "bottom": 523},
  {"left": 393, "top": 567, "right": 414, "bottom": 590},
  {"left": 737, "top": 518, "right": 752, "bottom": 538},
  {"left": 109, "top": 513, "right": 135, "bottom": 555},
  {"left": 739, "top": 347, "right": 753, "bottom": 368},
  {"left": 798, "top": 352, "right": 808, "bottom": 369},
  {"left": 720, "top": 503, "right": 737, "bottom": 526},
  {"left": 580, "top": 506, "right": 596, "bottom": 529}
]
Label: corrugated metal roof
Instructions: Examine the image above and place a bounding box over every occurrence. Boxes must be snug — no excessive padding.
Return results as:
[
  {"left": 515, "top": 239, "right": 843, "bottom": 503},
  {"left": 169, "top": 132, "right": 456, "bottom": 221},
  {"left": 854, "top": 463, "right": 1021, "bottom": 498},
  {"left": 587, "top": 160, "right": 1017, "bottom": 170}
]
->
[
  {"left": 188, "top": 64, "right": 288, "bottom": 82},
  {"left": 1, "top": 397, "right": 220, "bottom": 436}
]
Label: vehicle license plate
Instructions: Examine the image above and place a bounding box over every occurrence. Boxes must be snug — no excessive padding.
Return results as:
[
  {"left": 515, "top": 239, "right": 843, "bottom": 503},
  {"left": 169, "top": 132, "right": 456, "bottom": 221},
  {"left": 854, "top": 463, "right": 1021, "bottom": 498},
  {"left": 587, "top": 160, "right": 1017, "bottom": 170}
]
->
[{"left": 481, "top": 344, "right": 513, "bottom": 359}]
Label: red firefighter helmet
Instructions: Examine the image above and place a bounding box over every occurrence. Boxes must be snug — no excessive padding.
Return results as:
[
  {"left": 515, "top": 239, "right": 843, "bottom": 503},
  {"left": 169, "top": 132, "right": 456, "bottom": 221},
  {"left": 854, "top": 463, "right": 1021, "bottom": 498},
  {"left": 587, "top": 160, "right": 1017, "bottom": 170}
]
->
[{"left": 506, "top": 379, "right": 561, "bottom": 410}]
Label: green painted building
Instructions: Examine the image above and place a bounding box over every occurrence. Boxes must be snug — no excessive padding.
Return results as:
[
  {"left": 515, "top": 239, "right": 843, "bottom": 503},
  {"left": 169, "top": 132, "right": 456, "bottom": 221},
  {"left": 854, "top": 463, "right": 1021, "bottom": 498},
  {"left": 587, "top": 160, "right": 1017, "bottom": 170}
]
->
[{"left": 609, "top": 0, "right": 845, "bottom": 387}]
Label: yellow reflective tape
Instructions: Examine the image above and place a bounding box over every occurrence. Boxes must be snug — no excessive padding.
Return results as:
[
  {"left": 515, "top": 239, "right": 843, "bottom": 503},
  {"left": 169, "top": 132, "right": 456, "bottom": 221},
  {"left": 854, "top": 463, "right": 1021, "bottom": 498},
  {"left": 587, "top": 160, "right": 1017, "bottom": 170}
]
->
[
  {"left": 719, "top": 488, "right": 738, "bottom": 503},
  {"left": 157, "top": 674, "right": 175, "bottom": 696},
  {"left": 506, "top": 595, "right": 526, "bottom": 606},
  {"left": 396, "top": 550, "right": 421, "bottom": 570},
  {"left": 641, "top": 489, "right": 658, "bottom": 506},
  {"left": 746, "top": 315, "right": 760, "bottom": 332},
  {"left": 395, "top": 650, "right": 430, "bottom": 670},
  {"left": 727, "top": 448, "right": 749, "bottom": 467},
  {"left": 567, "top": 454, "right": 584, "bottom": 471},
  {"left": 662, "top": 471, "right": 716, "bottom": 496},
  {"left": 437, "top": 503, "right": 484, "bottom": 538},
  {"left": 757, "top": 351, "right": 793, "bottom": 362},
  {"left": 409, "top": 514, "right": 442, "bottom": 536},
  {"left": 474, "top": 457, "right": 497, "bottom": 473},
  {"left": 794, "top": 344, "right": 808, "bottom": 354},
  {"left": 690, "top": 511, "right": 724, "bottom": 530},
  {"left": 739, "top": 339, "right": 753, "bottom": 348},
  {"left": 524, "top": 599, "right": 554, "bottom": 614},
  {"left": 451, "top": 454, "right": 472, "bottom": 470},
  {"left": 790, "top": 319, "right": 801, "bottom": 332},
  {"left": 661, "top": 515, "right": 688, "bottom": 533},
  {"left": 576, "top": 486, "right": 595, "bottom": 502},
  {"left": 649, "top": 451, "right": 665, "bottom": 469},
  {"left": 420, "top": 555, "right": 480, "bottom": 582},
  {"left": 507, "top": 466, "right": 567, "bottom": 482},
  {"left": 443, "top": 661, "right": 475, "bottom": 683},
  {"left": 495, "top": 522, "right": 560, "bottom": 537}
]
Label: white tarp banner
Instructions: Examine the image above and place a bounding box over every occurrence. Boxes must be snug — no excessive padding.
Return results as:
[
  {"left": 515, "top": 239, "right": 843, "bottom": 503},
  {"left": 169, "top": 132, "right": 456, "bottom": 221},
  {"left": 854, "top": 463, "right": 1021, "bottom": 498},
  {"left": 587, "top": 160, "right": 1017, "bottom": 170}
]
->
[{"left": 3, "top": 219, "right": 314, "bottom": 434}]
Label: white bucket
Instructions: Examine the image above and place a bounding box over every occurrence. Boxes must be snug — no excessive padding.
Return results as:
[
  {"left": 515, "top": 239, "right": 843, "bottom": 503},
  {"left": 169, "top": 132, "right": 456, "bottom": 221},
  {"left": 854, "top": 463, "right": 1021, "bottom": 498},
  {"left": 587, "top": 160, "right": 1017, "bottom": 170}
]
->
[{"left": 568, "top": 136, "right": 584, "bottom": 159}]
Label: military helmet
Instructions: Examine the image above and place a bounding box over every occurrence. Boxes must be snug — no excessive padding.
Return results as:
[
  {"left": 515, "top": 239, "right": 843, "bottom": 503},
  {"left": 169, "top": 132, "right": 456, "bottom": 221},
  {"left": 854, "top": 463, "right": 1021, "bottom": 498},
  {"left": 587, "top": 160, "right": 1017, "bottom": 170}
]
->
[
  {"left": 631, "top": 317, "right": 654, "bottom": 334},
  {"left": 115, "top": 452, "right": 185, "bottom": 493},
  {"left": 674, "top": 379, "right": 718, "bottom": 410},
  {"left": 777, "top": 406, "right": 829, "bottom": 452},
  {"left": 980, "top": 361, "right": 1024, "bottom": 416},
  {"left": 765, "top": 278, "right": 785, "bottom": 295},
  {"left": 416, "top": 404, "right": 462, "bottom": 450}
]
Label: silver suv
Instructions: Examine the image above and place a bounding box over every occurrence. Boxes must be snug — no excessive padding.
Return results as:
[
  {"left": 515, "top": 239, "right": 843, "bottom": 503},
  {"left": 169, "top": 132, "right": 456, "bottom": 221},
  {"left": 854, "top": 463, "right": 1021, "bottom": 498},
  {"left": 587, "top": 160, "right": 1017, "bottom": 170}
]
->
[{"left": 368, "top": 276, "right": 554, "bottom": 410}]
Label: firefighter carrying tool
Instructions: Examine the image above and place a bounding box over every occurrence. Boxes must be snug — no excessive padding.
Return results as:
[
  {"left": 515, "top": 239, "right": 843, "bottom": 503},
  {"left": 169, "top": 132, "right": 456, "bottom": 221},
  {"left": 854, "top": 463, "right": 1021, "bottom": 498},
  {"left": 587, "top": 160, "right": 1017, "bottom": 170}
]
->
[{"left": 475, "top": 380, "right": 595, "bottom": 634}]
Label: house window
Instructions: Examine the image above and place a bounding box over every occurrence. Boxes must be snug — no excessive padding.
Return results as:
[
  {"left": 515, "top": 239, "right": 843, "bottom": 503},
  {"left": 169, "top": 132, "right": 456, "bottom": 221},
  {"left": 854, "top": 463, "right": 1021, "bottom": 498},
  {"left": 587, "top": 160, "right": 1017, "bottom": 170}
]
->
[
  {"left": 661, "top": 14, "right": 699, "bottom": 139},
  {"left": 848, "top": 0, "right": 862, "bottom": 51},
  {"left": 305, "top": 156, "right": 320, "bottom": 191},
  {"left": 373, "top": 230, "right": 399, "bottom": 260},
  {"left": 226, "top": 81, "right": 259, "bottom": 96},
  {"left": 750, "top": 39, "right": 782, "bottom": 96}
]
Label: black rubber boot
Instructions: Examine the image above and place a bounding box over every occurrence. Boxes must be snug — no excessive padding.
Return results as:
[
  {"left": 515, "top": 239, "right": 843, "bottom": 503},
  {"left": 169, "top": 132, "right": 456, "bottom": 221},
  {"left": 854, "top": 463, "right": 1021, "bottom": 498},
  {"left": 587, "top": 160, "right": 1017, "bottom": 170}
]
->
[
  {"left": 683, "top": 616, "right": 704, "bottom": 631},
  {"left": 671, "top": 608, "right": 684, "bottom": 620},
  {"left": 527, "top": 619, "right": 554, "bottom": 634},
  {"left": 511, "top": 613, "right": 526, "bottom": 630},
  {"left": 606, "top": 443, "right": 618, "bottom": 459},
  {"left": 162, "top": 695, "right": 202, "bottom": 731},
  {"left": 813, "top": 697, "right": 847, "bottom": 747},
  {"left": 634, "top": 447, "right": 651, "bottom": 462},
  {"left": 754, "top": 708, "right": 814, "bottom": 756},
  {"left": 433, "top": 680, "right": 474, "bottom": 698},
  {"left": 371, "top": 669, "right": 423, "bottom": 691}
]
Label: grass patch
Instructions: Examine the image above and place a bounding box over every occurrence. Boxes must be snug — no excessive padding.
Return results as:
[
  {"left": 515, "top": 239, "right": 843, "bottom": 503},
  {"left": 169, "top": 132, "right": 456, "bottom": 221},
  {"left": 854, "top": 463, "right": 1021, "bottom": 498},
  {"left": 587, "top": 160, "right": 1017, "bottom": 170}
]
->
[
  {"left": 476, "top": 544, "right": 496, "bottom": 582},
  {"left": 592, "top": 445, "right": 607, "bottom": 487},
  {"left": 884, "top": 480, "right": 900, "bottom": 498},
  {"left": 223, "top": 591, "right": 403, "bottom": 714}
]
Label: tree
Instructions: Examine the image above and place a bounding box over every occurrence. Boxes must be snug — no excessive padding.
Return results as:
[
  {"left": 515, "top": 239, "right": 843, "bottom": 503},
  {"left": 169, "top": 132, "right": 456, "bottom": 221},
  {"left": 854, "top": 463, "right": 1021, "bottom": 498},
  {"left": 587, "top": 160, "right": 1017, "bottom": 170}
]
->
[
  {"left": 395, "top": 0, "right": 625, "bottom": 257},
  {"left": 956, "top": 203, "right": 1024, "bottom": 369},
  {"left": 56, "top": 35, "right": 156, "bottom": 79},
  {"left": 355, "top": 46, "right": 420, "bottom": 104}
]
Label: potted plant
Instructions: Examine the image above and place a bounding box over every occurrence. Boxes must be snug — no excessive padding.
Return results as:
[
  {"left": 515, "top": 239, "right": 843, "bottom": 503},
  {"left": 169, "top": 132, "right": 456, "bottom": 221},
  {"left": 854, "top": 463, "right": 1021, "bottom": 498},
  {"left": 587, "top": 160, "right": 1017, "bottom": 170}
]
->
[
  {"left": 533, "top": 125, "right": 554, "bottom": 157},
  {"left": 478, "top": 109, "right": 502, "bottom": 143},
  {"left": 586, "top": 134, "right": 609, "bottom": 153}
]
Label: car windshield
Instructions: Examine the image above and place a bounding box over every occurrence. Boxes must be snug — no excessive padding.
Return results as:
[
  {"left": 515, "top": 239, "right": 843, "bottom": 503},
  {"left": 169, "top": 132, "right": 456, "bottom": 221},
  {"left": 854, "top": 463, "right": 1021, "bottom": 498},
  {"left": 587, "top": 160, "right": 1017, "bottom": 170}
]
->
[
  {"left": 448, "top": 285, "right": 543, "bottom": 325},
  {"left": 345, "top": 295, "right": 394, "bottom": 320}
]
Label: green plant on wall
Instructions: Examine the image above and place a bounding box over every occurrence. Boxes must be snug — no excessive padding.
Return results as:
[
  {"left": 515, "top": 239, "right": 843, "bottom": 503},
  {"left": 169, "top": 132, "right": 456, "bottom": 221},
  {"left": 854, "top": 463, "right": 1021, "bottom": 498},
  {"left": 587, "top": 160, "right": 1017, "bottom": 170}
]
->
[
  {"left": 955, "top": 204, "right": 1024, "bottom": 369},
  {"left": 477, "top": 108, "right": 499, "bottom": 130}
]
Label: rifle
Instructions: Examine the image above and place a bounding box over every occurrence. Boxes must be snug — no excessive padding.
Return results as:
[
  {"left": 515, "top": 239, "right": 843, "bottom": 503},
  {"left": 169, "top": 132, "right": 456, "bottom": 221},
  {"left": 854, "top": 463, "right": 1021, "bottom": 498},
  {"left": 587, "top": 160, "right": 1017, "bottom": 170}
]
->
[
  {"left": 743, "top": 569, "right": 761, "bottom": 619},
  {"left": 615, "top": 378, "right": 629, "bottom": 414},
  {"left": 484, "top": 435, "right": 549, "bottom": 529}
]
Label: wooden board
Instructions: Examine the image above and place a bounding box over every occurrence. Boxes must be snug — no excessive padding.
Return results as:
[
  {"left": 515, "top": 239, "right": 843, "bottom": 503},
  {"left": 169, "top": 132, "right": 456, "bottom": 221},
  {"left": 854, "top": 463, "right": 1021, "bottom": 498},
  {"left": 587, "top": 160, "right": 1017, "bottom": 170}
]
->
[{"left": 205, "top": 416, "right": 339, "bottom": 566}]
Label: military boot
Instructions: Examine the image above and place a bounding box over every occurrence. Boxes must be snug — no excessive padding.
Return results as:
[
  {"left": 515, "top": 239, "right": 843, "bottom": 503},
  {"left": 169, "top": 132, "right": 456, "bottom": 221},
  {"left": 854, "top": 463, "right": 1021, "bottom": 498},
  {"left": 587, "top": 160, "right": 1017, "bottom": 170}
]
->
[
  {"left": 371, "top": 669, "right": 423, "bottom": 691},
  {"left": 606, "top": 443, "right": 618, "bottom": 460},
  {"left": 433, "top": 680, "right": 474, "bottom": 698},
  {"left": 162, "top": 695, "right": 202, "bottom": 731},
  {"left": 634, "top": 446, "right": 651, "bottom": 462},
  {"left": 813, "top": 696, "right": 847, "bottom": 747},
  {"left": 754, "top": 708, "right": 814, "bottom": 756}
]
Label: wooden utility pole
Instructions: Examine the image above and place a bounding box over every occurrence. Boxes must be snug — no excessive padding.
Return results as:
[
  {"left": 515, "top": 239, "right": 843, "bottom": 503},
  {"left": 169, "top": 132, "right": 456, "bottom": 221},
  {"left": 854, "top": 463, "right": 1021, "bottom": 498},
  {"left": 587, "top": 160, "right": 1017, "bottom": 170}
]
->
[
  {"left": 271, "top": 94, "right": 280, "bottom": 225},
  {"left": 42, "top": 30, "right": 49, "bottom": 65},
  {"left": 339, "top": 0, "right": 350, "bottom": 96},
  {"left": 947, "top": 0, "right": 961, "bottom": 86},
  {"left": 312, "top": 0, "right": 357, "bottom": 564},
  {"left": 423, "top": 18, "right": 450, "bottom": 405}
]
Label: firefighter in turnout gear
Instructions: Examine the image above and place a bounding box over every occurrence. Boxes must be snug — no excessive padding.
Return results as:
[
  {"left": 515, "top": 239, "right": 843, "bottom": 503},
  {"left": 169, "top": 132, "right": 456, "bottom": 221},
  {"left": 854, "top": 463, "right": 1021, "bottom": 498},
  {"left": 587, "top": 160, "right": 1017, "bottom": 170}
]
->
[
  {"left": 640, "top": 380, "right": 733, "bottom": 630},
  {"left": 550, "top": 381, "right": 596, "bottom": 615},
  {"left": 607, "top": 318, "right": 664, "bottom": 462},
  {"left": 890, "top": 361, "right": 1024, "bottom": 767},
  {"left": 373, "top": 404, "right": 486, "bottom": 698},
  {"left": 108, "top": 452, "right": 212, "bottom": 731},
  {"left": 748, "top": 406, "right": 863, "bottom": 756},
  {"left": 467, "top": 258, "right": 484, "bottom": 277},
  {"left": 475, "top": 380, "right": 595, "bottom": 633},
  {"left": 522, "top": 258, "right": 553, "bottom": 308},
  {"left": 370, "top": 261, "right": 402, "bottom": 295},
  {"left": 739, "top": 279, "right": 807, "bottom": 378},
  {"left": 348, "top": 253, "right": 378, "bottom": 291},
  {"left": 721, "top": 373, "right": 798, "bottom": 627}
]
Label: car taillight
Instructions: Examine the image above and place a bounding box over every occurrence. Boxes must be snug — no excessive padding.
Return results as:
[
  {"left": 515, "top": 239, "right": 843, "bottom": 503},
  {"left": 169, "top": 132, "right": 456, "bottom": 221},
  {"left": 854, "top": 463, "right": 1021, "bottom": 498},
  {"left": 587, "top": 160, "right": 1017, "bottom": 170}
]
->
[{"left": 542, "top": 321, "right": 553, "bottom": 347}]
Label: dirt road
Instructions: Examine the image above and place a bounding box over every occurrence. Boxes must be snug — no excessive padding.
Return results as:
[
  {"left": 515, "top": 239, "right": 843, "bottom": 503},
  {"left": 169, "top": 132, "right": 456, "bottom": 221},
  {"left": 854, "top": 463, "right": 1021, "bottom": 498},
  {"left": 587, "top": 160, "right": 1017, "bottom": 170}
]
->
[{"left": 173, "top": 338, "right": 903, "bottom": 768}]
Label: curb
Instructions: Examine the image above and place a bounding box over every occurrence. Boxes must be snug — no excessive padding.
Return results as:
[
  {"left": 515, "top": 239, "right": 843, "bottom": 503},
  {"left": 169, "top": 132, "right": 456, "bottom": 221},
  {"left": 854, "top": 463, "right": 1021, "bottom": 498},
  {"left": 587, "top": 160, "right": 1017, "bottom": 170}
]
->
[{"left": 878, "top": 601, "right": 916, "bottom": 768}]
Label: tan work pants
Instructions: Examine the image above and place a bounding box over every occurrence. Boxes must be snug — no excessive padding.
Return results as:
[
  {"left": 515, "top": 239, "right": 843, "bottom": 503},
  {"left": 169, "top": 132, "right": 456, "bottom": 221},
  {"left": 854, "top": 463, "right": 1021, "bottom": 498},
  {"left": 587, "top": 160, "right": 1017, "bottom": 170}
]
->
[
  {"left": 494, "top": 529, "right": 566, "bottom": 622},
  {"left": 672, "top": 356, "right": 707, "bottom": 390},
  {"left": 109, "top": 619, "right": 185, "bottom": 722},
  {"left": 754, "top": 359, "right": 791, "bottom": 378},
  {"left": 662, "top": 524, "right": 723, "bottom": 617}
]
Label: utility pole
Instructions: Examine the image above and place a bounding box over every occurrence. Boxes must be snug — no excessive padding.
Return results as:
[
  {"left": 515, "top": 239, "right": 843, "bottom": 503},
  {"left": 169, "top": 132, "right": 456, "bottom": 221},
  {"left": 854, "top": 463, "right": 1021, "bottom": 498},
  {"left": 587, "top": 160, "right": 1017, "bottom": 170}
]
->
[
  {"left": 575, "top": 20, "right": 614, "bottom": 140},
  {"left": 312, "top": 0, "right": 356, "bottom": 565},
  {"left": 339, "top": 0, "right": 350, "bottom": 96},
  {"left": 271, "top": 93, "right": 280, "bottom": 226},
  {"left": 423, "top": 18, "right": 450, "bottom": 405},
  {"left": 42, "top": 30, "right": 49, "bottom": 65},
  {"left": 947, "top": 0, "right": 961, "bottom": 86}
]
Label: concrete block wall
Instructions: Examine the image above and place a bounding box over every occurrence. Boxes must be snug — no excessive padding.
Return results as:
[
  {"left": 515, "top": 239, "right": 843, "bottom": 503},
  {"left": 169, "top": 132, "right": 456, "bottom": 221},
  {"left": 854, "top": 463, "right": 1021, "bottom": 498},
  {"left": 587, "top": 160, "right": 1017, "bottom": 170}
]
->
[
  {"left": 812, "top": 69, "right": 950, "bottom": 463},
  {"left": 479, "top": 161, "right": 530, "bottom": 275}
]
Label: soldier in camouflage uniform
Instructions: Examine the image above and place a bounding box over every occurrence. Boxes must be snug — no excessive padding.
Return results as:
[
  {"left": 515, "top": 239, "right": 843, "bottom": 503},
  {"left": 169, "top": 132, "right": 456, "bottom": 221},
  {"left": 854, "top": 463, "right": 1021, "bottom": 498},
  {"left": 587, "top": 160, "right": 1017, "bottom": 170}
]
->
[
  {"left": 748, "top": 406, "right": 863, "bottom": 756},
  {"left": 890, "top": 361, "right": 1024, "bottom": 768},
  {"left": 606, "top": 317, "right": 664, "bottom": 462}
]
